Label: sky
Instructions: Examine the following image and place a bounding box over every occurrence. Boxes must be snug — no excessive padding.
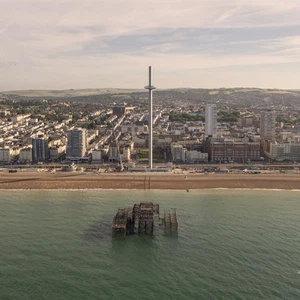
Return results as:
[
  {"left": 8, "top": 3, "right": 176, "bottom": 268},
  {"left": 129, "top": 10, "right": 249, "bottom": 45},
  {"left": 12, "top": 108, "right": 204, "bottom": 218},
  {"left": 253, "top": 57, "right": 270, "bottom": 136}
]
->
[{"left": 1, "top": 0, "right": 300, "bottom": 90}]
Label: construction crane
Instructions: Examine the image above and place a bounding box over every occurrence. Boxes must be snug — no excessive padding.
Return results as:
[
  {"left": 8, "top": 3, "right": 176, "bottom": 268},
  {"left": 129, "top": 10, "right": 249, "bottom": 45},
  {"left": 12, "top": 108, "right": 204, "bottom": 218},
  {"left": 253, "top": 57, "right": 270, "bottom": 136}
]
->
[
  {"left": 116, "top": 138, "right": 124, "bottom": 172},
  {"left": 113, "top": 131, "right": 124, "bottom": 172}
]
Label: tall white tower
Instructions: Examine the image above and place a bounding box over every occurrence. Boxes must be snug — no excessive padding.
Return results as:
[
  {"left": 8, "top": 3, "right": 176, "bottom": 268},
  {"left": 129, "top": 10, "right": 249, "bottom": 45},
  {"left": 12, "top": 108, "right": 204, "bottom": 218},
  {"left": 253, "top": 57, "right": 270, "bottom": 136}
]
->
[
  {"left": 205, "top": 104, "right": 217, "bottom": 136},
  {"left": 144, "top": 66, "right": 156, "bottom": 169}
]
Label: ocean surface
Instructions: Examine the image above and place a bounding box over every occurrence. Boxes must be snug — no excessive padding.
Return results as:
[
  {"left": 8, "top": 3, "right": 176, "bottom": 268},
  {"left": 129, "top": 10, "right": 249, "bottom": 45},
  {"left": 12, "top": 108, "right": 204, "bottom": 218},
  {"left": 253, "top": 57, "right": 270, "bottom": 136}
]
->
[{"left": 0, "top": 189, "right": 299, "bottom": 300}]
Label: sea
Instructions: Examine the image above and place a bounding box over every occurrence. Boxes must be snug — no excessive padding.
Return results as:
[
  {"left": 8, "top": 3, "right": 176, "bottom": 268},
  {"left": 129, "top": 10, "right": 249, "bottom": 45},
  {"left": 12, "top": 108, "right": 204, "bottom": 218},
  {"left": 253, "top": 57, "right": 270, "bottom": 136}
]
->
[{"left": 0, "top": 189, "right": 299, "bottom": 300}]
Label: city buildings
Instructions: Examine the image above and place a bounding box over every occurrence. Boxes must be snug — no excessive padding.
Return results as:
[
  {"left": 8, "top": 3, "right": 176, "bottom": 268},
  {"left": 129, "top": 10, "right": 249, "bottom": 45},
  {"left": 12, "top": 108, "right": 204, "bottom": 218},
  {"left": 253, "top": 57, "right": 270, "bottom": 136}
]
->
[
  {"left": 109, "top": 142, "right": 119, "bottom": 161},
  {"left": 205, "top": 104, "right": 217, "bottom": 136},
  {"left": 0, "top": 148, "right": 14, "bottom": 162},
  {"left": 171, "top": 144, "right": 208, "bottom": 163},
  {"left": 238, "top": 117, "right": 253, "bottom": 128},
  {"left": 268, "top": 141, "right": 300, "bottom": 161},
  {"left": 2, "top": 86, "right": 300, "bottom": 168},
  {"left": 113, "top": 106, "right": 126, "bottom": 117},
  {"left": 171, "top": 144, "right": 186, "bottom": 162},
  {"left": 32, "top": 135, "right": 49, "bottom": 162},
  {"left": 19, "top": 147, "right": 33, "bottom": 163},
  {"left": 0, "top": 110, "right": 10, "bottom": 117},
  {"left": 260, "top": 111, "right": 276, "bottom": 140},
  {"left": 206, "top": 138, "right": 260, "bottom": 163},
  {"left": 121, "top": 123, "right": 148, "bottom": 134},
  {"left": 121, "top": 146, "right": 131, "bottom": 162},
  {"left": 49, "top": 145, "right": 66, "bottom": 161},
  {"left": 66, "top": 128, "right": 87, "bottom": 161},
  {"left": 92, "top": 149, "right": 102, "bottom": 162},
  {"left": 186, "top": 150, "right": 208, "bottom": 163}
]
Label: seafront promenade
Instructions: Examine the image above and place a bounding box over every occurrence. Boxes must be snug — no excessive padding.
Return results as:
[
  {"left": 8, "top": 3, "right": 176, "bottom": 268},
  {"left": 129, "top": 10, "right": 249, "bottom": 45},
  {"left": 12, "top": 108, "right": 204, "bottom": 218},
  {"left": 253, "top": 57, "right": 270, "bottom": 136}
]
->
[{"left": 0, "top": 172, "right": 300, "bottom": 190}]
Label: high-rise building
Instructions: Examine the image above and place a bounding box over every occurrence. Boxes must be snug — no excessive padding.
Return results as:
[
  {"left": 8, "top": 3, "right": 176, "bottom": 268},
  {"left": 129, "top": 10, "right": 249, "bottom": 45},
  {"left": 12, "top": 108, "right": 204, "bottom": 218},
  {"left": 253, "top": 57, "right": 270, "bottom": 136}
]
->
[
  {"left": 109, "top": 142, "right": 119, "bottom": 161},
  {"left": 32, "top": 135, "right": 49, "bottom": 162},
  {"left": 205, "top": 104, "right": 217, "bottom": 136},
  {"left": 260, "top": 111, "right": 275, "bottom": 140},
  {"left": 66, "top": 128, "right": 86, "bottom": 160}
]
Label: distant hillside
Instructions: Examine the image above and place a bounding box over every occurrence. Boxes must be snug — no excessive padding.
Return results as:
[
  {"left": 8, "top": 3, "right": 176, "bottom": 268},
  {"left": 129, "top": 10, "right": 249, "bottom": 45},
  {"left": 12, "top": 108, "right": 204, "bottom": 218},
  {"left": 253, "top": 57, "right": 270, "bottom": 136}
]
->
[
  {"left": 1, "top": 88, "right": 143, "bottom": 98},
  {"left": 168, "top": 87, "right": 300, "bottom": 96},
  {"left": 1, "top": 87, "right": 300, "bottom": 109},
  {"left": 1, "top": 87, "right": 300, "bottom": 99},
  {"left": 207, "top": 88, "right": 300, "bottom": 96}
]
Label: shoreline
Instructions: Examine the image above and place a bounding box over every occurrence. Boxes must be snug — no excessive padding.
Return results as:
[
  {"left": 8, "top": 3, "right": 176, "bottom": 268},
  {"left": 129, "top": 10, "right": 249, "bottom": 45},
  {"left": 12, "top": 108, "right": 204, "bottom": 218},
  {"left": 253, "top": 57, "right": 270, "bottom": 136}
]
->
[
  {"left": 1, "top": 173, "right": 300, "bottom": 190},
  {"left": 1, "top": 188, "right": 300, "bottom": 192}
]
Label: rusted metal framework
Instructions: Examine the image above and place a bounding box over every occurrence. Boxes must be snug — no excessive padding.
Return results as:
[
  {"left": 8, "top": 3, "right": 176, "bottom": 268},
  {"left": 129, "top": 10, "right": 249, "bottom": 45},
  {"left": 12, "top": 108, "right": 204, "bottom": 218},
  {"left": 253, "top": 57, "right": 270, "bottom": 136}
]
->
[
  {"left": 164, "top": 208, "right": 178, "bottom": 236},
  {"left": 111, "top": 208, "right": 128, "bottom": 238},
  {"left": 112, "top": 202, "right": 178, "bottom": 238}
]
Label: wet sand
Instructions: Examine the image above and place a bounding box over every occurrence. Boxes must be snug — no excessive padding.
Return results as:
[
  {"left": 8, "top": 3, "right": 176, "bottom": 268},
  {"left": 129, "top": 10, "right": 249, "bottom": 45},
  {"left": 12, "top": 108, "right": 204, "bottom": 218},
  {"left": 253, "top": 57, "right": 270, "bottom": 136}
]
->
[{"left": 0, "top": 172, "right": 300, "bottom": 190}]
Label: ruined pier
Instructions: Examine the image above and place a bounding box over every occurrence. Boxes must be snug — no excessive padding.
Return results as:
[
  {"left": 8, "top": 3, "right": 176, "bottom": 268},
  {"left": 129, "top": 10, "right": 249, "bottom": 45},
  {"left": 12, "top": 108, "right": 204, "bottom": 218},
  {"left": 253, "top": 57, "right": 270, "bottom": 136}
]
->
[{"left": 112, "top": 202, "right": 178, "bottom": 238}]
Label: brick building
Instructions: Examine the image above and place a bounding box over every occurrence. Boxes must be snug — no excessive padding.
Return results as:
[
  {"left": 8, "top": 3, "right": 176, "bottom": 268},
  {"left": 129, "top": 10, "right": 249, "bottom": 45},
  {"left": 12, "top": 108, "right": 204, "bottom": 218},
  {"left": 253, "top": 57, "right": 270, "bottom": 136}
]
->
[{"left": 206, "top": 138, "right": 260, "bottom": 163}]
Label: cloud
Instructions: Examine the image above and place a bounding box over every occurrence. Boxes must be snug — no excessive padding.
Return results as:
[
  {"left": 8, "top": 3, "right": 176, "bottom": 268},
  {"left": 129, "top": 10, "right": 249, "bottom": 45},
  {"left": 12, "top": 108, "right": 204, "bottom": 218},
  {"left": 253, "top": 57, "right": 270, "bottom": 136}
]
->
[
  {"left": 1, "top": 0, "right": 300, "bottom": 90},
  {"left": 0, "top": 61, "right": 17, "bottom": 69}
]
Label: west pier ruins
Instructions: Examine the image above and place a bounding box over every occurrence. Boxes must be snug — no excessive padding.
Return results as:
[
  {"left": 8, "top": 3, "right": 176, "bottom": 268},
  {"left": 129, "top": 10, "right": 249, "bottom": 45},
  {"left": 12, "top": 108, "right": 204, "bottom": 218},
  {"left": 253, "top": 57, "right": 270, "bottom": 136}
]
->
[{"left": 112, "top": 202, "right": 178, "bottom": 238}]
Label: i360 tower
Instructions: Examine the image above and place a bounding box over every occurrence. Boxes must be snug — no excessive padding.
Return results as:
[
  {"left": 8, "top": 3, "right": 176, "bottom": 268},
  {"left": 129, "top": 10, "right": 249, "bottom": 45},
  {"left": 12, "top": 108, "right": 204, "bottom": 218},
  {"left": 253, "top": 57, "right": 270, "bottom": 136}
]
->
[{"left": 144, "top": 66, "right": 156, "bottom": 169}]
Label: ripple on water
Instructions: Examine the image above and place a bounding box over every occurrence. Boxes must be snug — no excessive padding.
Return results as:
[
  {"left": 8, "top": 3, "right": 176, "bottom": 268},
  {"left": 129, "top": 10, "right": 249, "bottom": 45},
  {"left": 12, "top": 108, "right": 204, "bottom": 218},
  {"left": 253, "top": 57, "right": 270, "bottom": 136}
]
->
[{"left": 0, "top": 190, "right": 300, "bottom": 300}]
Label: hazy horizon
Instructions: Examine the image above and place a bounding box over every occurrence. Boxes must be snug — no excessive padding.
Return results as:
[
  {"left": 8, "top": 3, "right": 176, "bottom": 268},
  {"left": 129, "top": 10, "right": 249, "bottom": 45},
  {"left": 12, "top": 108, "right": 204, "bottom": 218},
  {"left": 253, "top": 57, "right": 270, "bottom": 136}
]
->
[
  {"left": 1, "top": 0, "right": 300, "bottom": 90},
  {"left": 2, "top": 86, "right": 300, "bottom": 94}
]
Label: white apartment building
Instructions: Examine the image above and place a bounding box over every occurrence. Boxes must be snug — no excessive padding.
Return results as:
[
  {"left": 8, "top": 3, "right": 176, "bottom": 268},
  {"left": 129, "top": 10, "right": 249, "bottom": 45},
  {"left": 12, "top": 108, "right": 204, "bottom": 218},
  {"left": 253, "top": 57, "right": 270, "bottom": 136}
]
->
[
  {"left": 66, "top": 128, "right": 87, "bottom": 160},
  {"left": 171, "top": 144, "right": 208, "bottom": 163},
  {"left": 92, "top": 149, "right": 102, "bottom": 162},
  {"left": 269, "top": 141, "right": 300, "bottom": 161},
  {"left": 260, "top": 111, "right": 276, "bottom": 140},
  {"left": 186, "top": 150, "right": 208, "bottom": 163},
  {"left": 205, "top": 104, "right": 217, "bottom": 136},
  {"left": 171, "top": 144, "right": 186, "bottom": 162}
]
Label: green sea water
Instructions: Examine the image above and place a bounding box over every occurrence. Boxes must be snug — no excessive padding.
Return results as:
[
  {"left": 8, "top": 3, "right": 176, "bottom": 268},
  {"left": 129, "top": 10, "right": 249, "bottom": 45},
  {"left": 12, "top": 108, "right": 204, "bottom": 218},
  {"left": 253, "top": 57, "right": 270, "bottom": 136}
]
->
[{"left": 0, "top": 189, "right": 300, "bottom": 300}]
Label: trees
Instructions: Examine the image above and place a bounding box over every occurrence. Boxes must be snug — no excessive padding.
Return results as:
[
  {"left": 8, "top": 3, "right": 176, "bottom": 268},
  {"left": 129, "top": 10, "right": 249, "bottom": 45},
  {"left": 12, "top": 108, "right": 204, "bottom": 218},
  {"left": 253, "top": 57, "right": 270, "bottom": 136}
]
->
[
  {"left": 81, "top": 122, "right": 96, "bottom": 130},
  {"left": 169, "top": 112, "right": 205, "bottom": 122},
  {"left": 217, "top": 110, "right": 239, "bottom": 122}
]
